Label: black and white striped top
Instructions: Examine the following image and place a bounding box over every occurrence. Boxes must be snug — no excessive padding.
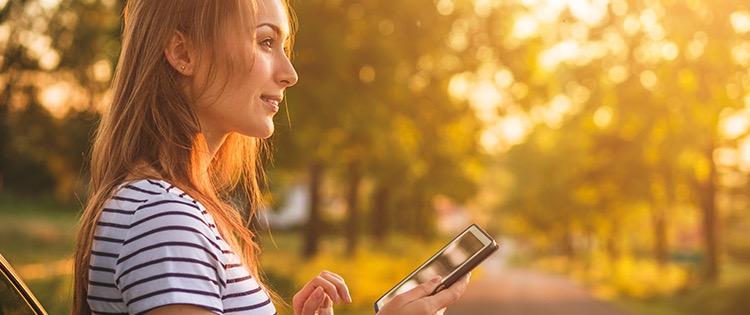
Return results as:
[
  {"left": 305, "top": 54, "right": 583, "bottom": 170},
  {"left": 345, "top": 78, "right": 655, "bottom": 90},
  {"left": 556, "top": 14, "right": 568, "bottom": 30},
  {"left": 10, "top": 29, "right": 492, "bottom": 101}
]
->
[{"left": 87, "top": 179, "right": 276, "bottom": 315}]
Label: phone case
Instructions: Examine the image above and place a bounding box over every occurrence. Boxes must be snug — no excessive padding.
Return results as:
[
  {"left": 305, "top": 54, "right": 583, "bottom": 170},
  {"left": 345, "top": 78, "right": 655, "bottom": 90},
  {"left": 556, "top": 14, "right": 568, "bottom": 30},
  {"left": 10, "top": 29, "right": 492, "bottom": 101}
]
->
[
  {"left": 374, "top": 224, "right": 499, "bottom": 313},
  {"left": 430, "top": 237, "right": 498, "bottom": 295}
]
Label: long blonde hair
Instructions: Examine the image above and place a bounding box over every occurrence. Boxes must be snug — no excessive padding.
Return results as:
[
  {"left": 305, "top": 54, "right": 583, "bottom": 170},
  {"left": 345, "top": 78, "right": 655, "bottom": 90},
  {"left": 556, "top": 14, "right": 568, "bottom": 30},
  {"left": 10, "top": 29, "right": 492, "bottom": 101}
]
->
[{"left": 73, "top": 0, "right": 297, "bottom": 314}]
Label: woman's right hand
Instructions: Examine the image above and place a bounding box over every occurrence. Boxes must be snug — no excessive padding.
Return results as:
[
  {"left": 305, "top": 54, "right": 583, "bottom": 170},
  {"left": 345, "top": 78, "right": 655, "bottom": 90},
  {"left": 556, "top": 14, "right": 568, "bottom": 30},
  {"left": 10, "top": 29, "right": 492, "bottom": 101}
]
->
[
  {"left": 292, "top": 270, "right": 352, "bottom": 315},
  {"left": 377, "top": 273, "right": 471, "bottom": 315}
]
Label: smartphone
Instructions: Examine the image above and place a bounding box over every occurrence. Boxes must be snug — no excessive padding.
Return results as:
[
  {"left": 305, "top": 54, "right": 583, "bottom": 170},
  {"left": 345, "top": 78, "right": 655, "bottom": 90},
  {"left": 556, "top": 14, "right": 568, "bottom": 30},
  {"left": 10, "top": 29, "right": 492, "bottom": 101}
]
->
[{"left": 373, "top": 224, "right": 499, "bottom": 312}]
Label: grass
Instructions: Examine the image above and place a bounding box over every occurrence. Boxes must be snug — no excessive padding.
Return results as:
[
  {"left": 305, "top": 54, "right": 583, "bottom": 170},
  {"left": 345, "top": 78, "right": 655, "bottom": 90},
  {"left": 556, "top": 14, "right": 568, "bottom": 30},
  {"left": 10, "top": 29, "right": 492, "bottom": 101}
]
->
[
  {"left": 0, "top": 193, "right": 79, "bottom": 315},
  {"left": 616, "top": 262, "right": 750, "bottom": 315}
]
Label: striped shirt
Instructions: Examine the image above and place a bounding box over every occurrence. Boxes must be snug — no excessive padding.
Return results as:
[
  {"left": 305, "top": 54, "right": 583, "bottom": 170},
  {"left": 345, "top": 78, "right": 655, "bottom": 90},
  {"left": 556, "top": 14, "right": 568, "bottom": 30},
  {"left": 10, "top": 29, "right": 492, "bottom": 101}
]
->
[{"left": 87, "top": 179, "right": 276, "bottom": 315}]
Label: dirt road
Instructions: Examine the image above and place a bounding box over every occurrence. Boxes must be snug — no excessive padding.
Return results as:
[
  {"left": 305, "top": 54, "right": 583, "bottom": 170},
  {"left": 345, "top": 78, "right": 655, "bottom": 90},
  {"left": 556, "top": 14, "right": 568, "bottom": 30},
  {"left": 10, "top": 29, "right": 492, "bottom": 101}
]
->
[{"left": 445, "top": 254, "right": 633, "bottom": 315}]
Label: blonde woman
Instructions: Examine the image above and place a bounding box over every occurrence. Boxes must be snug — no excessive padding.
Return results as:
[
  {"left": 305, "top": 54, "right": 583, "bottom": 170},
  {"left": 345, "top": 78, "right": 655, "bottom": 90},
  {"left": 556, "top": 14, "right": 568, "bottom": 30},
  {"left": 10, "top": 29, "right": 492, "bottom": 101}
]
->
[{"left": 72, "top": 0, "right": 470, "bottom": 314}]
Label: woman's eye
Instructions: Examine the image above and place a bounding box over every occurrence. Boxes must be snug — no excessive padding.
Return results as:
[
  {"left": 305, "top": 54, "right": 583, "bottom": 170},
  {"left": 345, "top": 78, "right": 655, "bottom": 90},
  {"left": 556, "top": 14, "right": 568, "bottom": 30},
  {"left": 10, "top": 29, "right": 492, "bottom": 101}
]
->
[{"left": 260, "top": 38, "right": 274, "bottom": 49}]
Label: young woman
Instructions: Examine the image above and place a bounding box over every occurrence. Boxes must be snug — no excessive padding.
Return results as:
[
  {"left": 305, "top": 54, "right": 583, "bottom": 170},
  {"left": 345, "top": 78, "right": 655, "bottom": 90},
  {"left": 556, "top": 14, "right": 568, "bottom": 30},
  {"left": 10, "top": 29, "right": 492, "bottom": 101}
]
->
[{"left": 72, "top": 0, "right": 470, "bottom": 314}]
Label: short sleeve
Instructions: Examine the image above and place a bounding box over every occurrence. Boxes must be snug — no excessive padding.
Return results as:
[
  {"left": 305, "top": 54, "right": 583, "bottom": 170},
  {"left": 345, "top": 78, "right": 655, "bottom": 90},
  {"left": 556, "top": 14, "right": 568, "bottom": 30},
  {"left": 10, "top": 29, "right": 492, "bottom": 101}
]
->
[{"left": 113, "top": 196, "right": 227, "bottom": 315}]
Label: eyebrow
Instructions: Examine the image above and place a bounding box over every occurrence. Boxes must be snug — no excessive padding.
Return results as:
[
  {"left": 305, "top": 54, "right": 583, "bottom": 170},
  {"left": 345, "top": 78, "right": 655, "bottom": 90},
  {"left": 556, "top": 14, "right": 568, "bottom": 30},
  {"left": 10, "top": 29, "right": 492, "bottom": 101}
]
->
[{"left": 257, "top": 23, "right": 289, "bottom": 40}]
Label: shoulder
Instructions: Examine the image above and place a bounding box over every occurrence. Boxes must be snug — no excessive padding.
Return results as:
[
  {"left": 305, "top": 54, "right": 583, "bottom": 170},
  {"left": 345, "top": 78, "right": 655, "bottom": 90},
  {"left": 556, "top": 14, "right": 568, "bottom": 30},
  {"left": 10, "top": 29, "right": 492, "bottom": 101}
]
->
[
  {"left": 105, "top": 181, "right": 229, "bottom": 315},
  {"left": 105, "top": 179, "right": 218, "bottom": 245},
  {"left": 111, "top": 179, "right": 207, "bottom": 218}
]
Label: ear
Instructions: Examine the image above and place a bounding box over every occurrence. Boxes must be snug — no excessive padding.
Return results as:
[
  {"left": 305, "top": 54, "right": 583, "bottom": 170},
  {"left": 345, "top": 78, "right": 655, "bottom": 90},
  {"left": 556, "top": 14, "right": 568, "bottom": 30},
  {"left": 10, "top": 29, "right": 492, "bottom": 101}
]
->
[{"left": 164, "top": 31, "right": 196, "bottom": 76}]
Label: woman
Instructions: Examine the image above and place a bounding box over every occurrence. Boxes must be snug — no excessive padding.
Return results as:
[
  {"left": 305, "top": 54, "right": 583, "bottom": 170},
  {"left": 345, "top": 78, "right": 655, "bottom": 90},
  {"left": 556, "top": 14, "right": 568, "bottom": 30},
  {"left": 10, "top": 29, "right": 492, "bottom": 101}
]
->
[{"left": 72, "top": 0, "right": 470, "bottom": 314}]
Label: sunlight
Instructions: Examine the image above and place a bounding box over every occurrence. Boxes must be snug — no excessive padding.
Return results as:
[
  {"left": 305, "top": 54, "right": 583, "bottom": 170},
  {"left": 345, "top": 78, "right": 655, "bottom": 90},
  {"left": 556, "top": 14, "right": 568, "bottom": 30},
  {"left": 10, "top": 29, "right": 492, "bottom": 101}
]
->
[
  {"left": 639, "top": 70, "right": 658, "bottom": 90},
  {"left": 469, "top": 80, "right": 503, "bottom": 122},
  {"left": 640, "top": 8, "right": 665, "bottom": 41},
  {"left": 610, "top": 0, "right": 628, "bottom": 16},
  {"left": 714, "top": 147, "right": 737, "bottom": 168},
  {"left": 607, "top": 65, "right": 629, "bottom": 84},
  {"left": 473, "top": 0, "right": 498, "bottom": 18},
  {"left": 740, "top": 136, "right": 750, "bottom": 172},
  {"left": 623, "top": 14, "right": 641, "bottom": 36},
  {"left": 539, "top": 40, "right": 580, "bottom": 70},
  {"left": 92, "top": 59, "right": 112, "bottom": 83},
  {"left": 731, "top": 11, "right": 750, "bottom": 34},
  {"left": 660, "top": 41, "right": 679, "bottom": 61},
  {"left": 544, "top": 94, "right": 573, "bottom": 129},
  {"left": 448, "top": 72, "right": 472, "bottom": 101},
  {"left": 20, "top": 31, "right": 60, "bottom": 70},
  {"left": 513, "top": 14, "right": 539, "bottom": 39},
  {"left": 731, "top": 42, "right": 750, "bottom": 66},
  {"left": 721, "top": 113, "right": 750, "bottom": 139},
  {"left": 494, "top": 68, "right": 514, "bottom": 88},
  {"left": 0, "top": 24, "right": 9, "bottom": 46},
  {"left": 526, "top": 0, "right": 567, "bottom": 23},
  {"left": 480, "top": 128, "right": 501, "bottom": 153},
  {"left": 359, "top": 65, "right": 375, "bottom": 83},
  {"left": 593, "top": 106, "right": 613, "bottom": 129},
  {"left": 436, "top": 0, "right": 455, "bottom": 16},
  {"left": 686, "top": 32, "right": 707, "bottom": 60},
  {"left": 481, "top": 113, "right": 531, "bottom": 153},
  {"left": 568, "top": 0, "right": 608, "bottom": 27},
  {"left": 500, "top": 114, "right": 530, "bottom": 145},
  {"left": 39, "top": 0, "right": 62, "bottom": 10},
  {"left": 39, "top": 82, "right": 71, "bottom": 118}
]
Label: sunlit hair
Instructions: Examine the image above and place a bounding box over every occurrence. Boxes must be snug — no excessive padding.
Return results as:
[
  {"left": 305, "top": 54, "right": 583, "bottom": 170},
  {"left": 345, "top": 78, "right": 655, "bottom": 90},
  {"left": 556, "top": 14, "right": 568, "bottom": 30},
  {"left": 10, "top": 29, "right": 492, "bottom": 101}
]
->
[{"left": 72, "top": 0, "right": 297, "bottom": 314}]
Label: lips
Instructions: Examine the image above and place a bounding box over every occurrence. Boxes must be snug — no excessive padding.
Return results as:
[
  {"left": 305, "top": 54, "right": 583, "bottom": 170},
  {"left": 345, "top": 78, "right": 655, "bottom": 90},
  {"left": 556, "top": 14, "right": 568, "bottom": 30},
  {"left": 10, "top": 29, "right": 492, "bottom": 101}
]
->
[{"left": 260, "top": 94, "right": 282, "bottom": 112}]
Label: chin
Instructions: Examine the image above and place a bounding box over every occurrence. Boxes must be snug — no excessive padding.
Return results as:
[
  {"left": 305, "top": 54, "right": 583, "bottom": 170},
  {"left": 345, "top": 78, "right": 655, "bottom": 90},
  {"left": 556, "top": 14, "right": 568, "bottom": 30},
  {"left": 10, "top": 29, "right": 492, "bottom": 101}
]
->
[
  {"left": 243, "top": 123, "right": 274, "bottom": 139},
  {"left": 259, "top": 128, "right": 274, "bottom": 139}
]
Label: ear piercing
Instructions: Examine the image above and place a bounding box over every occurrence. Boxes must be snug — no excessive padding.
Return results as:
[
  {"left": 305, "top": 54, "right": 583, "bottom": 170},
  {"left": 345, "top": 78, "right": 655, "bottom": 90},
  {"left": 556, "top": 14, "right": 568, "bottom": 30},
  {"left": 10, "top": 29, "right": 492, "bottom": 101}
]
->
[{"left": 180, "top": 65, "right": 186, "bottom": 71}]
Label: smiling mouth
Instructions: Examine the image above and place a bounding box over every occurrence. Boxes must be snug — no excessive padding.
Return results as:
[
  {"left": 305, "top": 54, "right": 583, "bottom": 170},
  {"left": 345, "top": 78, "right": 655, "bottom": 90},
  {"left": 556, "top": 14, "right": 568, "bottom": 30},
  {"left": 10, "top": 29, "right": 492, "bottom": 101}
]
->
[
  {"left": 260, "top": 95, "right": 280, "bottom": 106},
  {"left": 260, "top": 95, "right": 280, "bottom": 113}
]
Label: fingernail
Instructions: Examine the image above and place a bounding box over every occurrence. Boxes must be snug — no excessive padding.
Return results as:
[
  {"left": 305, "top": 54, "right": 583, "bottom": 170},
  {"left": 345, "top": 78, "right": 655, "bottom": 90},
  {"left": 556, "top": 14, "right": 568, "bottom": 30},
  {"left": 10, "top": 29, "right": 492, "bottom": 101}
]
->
[{"left": 432, "top": 276, "right": 442, "bottom": 283}]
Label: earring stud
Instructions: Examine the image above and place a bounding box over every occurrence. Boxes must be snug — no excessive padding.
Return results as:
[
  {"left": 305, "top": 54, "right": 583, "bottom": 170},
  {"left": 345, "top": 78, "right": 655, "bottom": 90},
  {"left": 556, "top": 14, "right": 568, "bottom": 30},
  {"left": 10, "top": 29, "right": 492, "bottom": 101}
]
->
[{"left": 180, "top": 65, "right": 185, "bottom": 71}]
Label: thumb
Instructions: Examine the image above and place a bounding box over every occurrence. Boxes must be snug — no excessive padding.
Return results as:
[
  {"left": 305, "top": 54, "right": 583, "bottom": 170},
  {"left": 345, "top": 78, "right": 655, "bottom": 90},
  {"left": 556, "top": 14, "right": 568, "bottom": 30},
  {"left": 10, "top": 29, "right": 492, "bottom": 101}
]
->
[
  {"left": 393, "top": 276, "right": 443, "bottom": 304},
  {"left": 423, "top": 273, "right": 471, "bottom": 312}
]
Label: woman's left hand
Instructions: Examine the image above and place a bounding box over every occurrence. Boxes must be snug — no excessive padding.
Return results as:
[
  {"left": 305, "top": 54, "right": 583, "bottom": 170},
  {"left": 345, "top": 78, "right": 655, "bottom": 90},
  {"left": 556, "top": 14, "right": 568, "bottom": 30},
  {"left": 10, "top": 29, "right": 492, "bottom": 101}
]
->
[{"left": 292, "top": 270, "right": 352, "bottom": 315}]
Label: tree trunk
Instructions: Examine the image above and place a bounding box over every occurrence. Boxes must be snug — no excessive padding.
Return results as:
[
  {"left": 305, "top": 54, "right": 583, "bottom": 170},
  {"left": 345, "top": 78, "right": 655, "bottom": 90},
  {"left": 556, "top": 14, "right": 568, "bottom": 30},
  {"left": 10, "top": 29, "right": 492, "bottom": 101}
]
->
[
  {"left": 561, "top": 225, "right": 575, "bottom": 260},
  {"left": 0, "top": 70, "right": 18, "bottom": 193},
  {"left": 345, "top": 161, "right": 361, "bottom": 256},
  {"left": 652, "top": 206, "right": 668, "bottom": 266},
  {"left": 700, "top": 141, "right": 719, "bottom": 281},
  {"left": 649, "top": 174, "right": 674, "bottom": 266},
  {"left": 606, "top": 224, "right": 621, "bottom": 262},
  {"left": 371, "top": 183, "right": 389, "bottom": 243},
  {"left": 303, "top": 162, "right": 323, "bottom": 259}
]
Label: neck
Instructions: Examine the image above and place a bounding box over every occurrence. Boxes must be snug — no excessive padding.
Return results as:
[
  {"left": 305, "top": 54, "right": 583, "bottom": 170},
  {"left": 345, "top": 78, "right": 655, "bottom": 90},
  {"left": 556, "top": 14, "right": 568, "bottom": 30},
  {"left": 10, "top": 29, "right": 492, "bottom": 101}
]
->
[{"left": 196, "top": 131, "right": 228, "bottom": 175}]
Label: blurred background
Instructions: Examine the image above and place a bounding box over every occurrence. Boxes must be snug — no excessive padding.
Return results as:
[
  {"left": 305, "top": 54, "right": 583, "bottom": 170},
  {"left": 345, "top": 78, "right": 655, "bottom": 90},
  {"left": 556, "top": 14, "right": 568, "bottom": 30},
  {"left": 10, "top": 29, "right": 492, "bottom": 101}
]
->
[{"left": 1, "top": 0, "right": 750, "bottom": 314}]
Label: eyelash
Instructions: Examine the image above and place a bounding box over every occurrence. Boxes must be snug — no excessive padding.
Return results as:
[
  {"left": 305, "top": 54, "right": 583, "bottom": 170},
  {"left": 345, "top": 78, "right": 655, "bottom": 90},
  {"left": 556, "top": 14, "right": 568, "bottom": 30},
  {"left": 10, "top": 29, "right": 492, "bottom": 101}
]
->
[
  {"left": 260, "top": 37, "right": 275, "bottom": 49},
  {"left": 259, "top": 36, "right": 291, "bottom": 56}
]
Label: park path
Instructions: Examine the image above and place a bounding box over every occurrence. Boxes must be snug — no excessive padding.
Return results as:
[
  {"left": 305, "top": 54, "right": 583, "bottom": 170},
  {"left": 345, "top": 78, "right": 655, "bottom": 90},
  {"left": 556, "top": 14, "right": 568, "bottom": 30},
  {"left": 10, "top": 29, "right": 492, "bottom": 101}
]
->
[{"left": 445, "top": 253, "right": 633, "bottom": 315}]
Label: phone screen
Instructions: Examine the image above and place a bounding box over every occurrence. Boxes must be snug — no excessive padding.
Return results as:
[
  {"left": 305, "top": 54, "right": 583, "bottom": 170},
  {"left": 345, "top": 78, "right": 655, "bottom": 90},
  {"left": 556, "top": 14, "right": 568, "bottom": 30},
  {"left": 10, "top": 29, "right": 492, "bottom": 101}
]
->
[{"left": 378, "top": 230, "right": 486, "bottom": 305}]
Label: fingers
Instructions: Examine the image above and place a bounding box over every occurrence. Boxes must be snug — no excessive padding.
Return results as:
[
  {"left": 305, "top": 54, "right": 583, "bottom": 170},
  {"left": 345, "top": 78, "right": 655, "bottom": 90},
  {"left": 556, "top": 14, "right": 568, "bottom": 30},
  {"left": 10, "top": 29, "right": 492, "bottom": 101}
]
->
[
  {"left": 319, "top": 295, "right": 334, "bottom": 315},
  {"left": 390, "top": 276, "right": 443, "bottom": 306},
  {"left": 320, "top": 270, "right": 352, "bottom": 303},
  {"left": 300, "top": 287, "right": 327, "bottom": 315},
  {"left": 292, "top": 270, "right": 352, "bottom": 314},
  {"left": 424, "top": 272, "right": 471, "bottom": 313}
]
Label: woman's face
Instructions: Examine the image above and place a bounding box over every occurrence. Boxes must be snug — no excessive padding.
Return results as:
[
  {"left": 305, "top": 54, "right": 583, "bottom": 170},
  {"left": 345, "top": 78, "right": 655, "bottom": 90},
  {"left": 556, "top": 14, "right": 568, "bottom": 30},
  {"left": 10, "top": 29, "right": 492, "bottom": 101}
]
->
[{"left": 191, "top": 0, "right": 298, "bottom": 139}]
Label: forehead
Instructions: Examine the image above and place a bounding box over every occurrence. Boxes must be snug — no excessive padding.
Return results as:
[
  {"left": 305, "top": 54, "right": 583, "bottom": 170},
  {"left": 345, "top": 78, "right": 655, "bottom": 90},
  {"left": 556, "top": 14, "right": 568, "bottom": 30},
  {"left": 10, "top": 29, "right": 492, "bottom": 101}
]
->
[{"left": 256, "top": 0, "right": 290, "bottom": 38}]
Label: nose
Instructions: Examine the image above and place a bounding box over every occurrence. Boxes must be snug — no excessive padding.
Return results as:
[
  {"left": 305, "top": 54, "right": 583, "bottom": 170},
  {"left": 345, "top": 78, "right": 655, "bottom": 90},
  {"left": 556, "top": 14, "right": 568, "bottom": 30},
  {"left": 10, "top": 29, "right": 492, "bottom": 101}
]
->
[{"left": 277, "top": 55, "right": 298, "bottom": 88}]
